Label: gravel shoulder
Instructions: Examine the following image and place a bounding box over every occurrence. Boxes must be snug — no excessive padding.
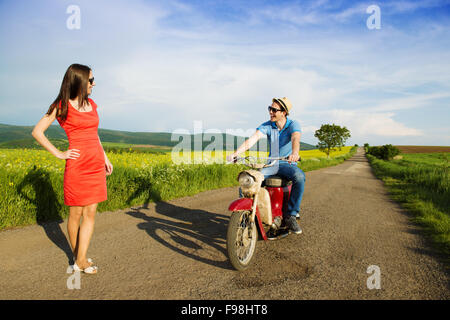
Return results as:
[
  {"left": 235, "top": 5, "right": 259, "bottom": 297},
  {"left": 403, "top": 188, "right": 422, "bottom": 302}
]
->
[{"left": 0, "top": 148, "right": 448, "bottom": 299}]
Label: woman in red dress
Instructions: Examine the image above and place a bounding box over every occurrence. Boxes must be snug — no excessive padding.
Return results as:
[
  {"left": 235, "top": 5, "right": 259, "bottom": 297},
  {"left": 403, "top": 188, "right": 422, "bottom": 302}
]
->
[{"left": 32, "top": 64, "right": 113, "bottom": 274}]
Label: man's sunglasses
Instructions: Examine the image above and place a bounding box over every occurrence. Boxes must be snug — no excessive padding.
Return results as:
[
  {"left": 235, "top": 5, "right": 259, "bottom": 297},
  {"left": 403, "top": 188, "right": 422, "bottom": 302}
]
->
[
  {"left": 89, "top": 77, "right": 95, "bottom": 85},
  {"left": 268, "top": 106, "right": 283, "bottom": 113}
]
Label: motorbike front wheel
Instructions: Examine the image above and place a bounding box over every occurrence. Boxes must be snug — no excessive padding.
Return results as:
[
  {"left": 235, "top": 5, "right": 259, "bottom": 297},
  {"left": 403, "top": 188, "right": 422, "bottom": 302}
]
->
[{"left": 226, "top": 210, "right": 258, "bottom": 271}]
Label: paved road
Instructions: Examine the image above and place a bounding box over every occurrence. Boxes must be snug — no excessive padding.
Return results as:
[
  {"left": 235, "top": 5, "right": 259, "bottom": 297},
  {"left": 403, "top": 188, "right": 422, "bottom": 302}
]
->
[{"left": 0, "top": 148, "right": 448, "bottom": 299}]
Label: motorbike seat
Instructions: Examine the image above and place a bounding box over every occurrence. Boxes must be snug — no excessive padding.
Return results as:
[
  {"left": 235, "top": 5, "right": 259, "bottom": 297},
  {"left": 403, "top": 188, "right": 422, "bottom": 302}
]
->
[{"left": 263, "top": 175, "right": 292, "bottom": 187}]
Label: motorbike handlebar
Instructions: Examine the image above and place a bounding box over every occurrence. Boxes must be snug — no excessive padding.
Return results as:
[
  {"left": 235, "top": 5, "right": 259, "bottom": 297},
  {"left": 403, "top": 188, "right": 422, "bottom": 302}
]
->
[{"left": 228, "top": 155, "right": 301, "bottom": 168}]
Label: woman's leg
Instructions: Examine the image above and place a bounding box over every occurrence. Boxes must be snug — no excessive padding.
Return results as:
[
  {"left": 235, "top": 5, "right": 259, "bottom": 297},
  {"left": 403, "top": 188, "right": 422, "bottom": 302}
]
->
[
  {"left": 67, "top": 206, "right": 83, "bottom": 258},
  {"left": 75, "top": 203, "right": 98, "bottom": 268}
]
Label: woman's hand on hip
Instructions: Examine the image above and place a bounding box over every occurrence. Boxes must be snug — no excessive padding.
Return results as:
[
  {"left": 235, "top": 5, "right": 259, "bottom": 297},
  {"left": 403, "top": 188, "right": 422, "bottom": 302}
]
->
[
  {"left": 58, "top": 149, "right": 80, "bottom": 160},
  {"left": 105, "top": 158, "right": 113, "bottom": 175}
]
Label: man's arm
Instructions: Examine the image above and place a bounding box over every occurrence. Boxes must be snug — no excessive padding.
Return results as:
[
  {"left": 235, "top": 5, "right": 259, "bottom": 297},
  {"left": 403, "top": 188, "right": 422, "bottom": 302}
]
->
[
  {"left": 288, "top": 131, "right": 301, "bottom": 163},
  {"left": 227, "top": 130, "right": 264, "bottom": 161}
]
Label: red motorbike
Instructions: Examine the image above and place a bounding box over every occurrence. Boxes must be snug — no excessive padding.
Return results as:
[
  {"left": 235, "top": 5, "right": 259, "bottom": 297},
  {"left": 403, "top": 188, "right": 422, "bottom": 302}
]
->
[{"left": 226, "top": 156, "right": 298, "bottom": 271}]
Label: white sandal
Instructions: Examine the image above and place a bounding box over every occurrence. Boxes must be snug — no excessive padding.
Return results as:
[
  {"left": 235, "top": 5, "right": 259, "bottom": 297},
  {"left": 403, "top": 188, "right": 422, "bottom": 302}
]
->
[
  {"left": 73, "top": 262, "right": 98, "bottom": 274},
  {"left": 68, "top": 257, "right": 93, "bottom": 272}
]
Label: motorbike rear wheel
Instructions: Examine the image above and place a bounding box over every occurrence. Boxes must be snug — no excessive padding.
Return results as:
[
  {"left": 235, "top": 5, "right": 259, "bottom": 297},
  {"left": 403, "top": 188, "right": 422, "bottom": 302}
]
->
[{"left": 226, "top": 210, "right": 258, "bottom": 271}]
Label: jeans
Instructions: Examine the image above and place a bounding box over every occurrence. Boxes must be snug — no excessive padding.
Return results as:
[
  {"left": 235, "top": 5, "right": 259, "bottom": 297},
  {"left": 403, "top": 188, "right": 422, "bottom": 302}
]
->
[{"left": 239, "top": 161, "right": 306, "bottom": 217}]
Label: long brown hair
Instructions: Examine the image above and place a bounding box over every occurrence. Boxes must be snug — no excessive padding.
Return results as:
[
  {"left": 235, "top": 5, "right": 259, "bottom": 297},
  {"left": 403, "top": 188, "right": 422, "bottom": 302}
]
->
[{"left": 47, "top": 64, "right": 91, "bottom": 122}]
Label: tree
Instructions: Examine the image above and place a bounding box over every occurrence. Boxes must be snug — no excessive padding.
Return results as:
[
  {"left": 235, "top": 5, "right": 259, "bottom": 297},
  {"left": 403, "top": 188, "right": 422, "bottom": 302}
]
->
[
  {"left": 364, "top": 143, "right": 370, "bottom": 153},
  {"left": 314, "top": 124, "right": 351, "bottom": 158},
  {"left": 367, "top": 144, "right": 400, "bottom": 160}
]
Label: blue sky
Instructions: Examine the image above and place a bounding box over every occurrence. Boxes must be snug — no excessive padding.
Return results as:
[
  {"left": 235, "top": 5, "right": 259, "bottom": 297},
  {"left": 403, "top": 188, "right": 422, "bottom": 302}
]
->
[{"left": 0, "top": 0, "right": 449, "bottom": 146}]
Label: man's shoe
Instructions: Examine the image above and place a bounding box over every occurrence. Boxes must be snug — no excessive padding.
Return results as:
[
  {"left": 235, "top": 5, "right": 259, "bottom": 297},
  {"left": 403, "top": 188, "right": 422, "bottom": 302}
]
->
[{"left": 285, "top": 216, "right": 302, "bottom": 234}]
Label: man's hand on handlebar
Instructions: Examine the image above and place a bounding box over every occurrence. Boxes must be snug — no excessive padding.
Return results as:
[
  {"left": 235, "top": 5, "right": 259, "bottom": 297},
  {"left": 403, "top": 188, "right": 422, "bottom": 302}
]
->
[
  {"left": 226, "top": 153, "right": 238, "bottom": 163},
  {"left": 288, "top": 154, "right": 300, "bottom": 163}
]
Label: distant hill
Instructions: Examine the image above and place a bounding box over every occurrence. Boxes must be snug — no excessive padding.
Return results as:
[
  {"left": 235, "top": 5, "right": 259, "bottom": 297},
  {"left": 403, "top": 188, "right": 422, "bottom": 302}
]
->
[
  {"left": 0, "top": 138, "right": 68, "bottom": 150},
  {"left": 0, "top": 123, "right": 317, "bottom": 151},
  {"left": 0, "top": 123, "right": 67, "bottom": 142}
]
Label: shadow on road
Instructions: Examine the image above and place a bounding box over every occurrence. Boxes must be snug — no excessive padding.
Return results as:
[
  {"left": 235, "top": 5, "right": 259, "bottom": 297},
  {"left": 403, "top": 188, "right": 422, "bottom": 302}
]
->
[
  {"left": 16, "top": 168, "right": 73, "bottom": 263},
  {"left": 125, "top": 201, "right": 233, "bottom": 270}
]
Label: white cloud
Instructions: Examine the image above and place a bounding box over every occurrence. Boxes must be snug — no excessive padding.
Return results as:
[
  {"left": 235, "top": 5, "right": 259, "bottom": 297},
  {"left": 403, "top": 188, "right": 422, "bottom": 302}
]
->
[
  {"left": 386, "top": 0, "right": 450, "bottom": 13},
  {"left": 325, "top": 109, "right": 423, "bottom": 137},
  {"left": 105, "top": 44, "right": 332, "bottom": 130},
  {"left": 300, "top": 125, "right": 319, "bottom": 134},
  {"left": 332, "top": 3, "right": 368, "bottom": 22},
  {"left": 368, "top": 92, "right": 450, "bottom": 112}
]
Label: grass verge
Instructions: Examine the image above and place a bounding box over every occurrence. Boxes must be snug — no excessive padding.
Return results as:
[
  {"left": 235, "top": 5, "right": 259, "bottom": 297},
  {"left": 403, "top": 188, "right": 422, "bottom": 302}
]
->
[{"left": 366, "top": 153, "right": 449, "bottom": 264}]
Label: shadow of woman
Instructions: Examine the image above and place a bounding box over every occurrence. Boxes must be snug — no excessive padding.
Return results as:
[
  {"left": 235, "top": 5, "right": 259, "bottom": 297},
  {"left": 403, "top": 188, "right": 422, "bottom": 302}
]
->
[
  {"left": 125, "top": 176, "right": 162, "bottom": 208},
  {"left": 16, "top": 167, "right": 73, "bottom": 263}
]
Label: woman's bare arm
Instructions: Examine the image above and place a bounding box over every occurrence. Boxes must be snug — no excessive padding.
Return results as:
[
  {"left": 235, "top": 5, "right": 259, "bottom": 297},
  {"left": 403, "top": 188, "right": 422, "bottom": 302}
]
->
[
  {"left": 31, "top": 108, "right": 79, "bottom": 160},
  {"left": 98, "top": 136, "right": 113, "bottom": 175}
]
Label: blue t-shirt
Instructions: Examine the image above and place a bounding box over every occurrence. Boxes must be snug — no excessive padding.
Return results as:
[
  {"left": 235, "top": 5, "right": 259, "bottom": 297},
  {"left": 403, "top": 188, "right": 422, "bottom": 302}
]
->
[{"left": 257, "top": 117, "right": 302, "bottom": 161}]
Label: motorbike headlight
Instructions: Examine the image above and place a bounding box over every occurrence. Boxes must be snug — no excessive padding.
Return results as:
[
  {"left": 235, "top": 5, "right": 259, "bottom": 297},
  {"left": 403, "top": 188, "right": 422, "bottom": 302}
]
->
[{"left": 239, "top": 173, "right": 255, "bottom": 188}]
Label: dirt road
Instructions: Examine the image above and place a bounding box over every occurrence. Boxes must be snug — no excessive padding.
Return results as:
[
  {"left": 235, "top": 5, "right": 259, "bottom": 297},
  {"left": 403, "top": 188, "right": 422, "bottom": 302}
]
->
[{"left": 0, "top": 148, "right": 448, "bottom": 299}]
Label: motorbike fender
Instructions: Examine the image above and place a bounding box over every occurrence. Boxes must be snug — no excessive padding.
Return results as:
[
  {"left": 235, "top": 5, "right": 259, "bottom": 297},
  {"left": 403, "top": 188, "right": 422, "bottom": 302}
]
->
[
  {"left": 228, "top": 198, "right": 253, "bottom": 211},
  {"left": 228, "top": 198, "right": 268, "bottom": 241}
]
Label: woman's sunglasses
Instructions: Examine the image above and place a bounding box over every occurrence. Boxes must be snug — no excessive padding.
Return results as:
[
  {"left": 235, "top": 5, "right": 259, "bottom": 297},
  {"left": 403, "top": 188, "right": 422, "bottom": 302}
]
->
[{"left": 89, "top": 77, "right": 95, "bottom": 85}]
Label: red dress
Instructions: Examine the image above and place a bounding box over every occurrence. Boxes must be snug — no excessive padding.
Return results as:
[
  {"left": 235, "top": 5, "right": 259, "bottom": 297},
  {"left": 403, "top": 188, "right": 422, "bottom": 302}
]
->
[{"left": 57, "top": 98, "right": 107, "bottom": 206}]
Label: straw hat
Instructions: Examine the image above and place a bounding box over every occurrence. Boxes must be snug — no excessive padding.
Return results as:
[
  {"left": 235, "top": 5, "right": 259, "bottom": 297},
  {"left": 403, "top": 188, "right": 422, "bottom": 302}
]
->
[{"left": 272, "top": 97, "right": 292, "bottom": 115}]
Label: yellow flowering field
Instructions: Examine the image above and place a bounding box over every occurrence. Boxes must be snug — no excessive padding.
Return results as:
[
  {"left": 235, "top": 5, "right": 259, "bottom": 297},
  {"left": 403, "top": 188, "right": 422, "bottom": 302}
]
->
[
  {"left": 0, "top": 146, "right": 351, "bottom": 172},
  {"left": 299, "top": 146, "right": 353, "bottom": 160},
  {"left": 0, "top": 146, "right": 356, "bottom": 230}
]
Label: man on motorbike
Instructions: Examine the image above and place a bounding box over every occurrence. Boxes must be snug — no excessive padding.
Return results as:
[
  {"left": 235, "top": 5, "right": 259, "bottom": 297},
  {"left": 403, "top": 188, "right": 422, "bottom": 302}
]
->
[{"left": 227, "top": 97, "right": 305, "bottom": 234}]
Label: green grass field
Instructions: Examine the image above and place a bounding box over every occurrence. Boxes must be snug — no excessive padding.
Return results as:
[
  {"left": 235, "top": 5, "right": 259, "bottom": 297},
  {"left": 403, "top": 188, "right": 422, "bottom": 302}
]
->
[{"left": 367, "top": 152, "right": 450, "bottom": 261}]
